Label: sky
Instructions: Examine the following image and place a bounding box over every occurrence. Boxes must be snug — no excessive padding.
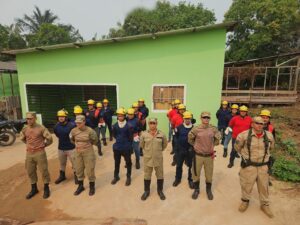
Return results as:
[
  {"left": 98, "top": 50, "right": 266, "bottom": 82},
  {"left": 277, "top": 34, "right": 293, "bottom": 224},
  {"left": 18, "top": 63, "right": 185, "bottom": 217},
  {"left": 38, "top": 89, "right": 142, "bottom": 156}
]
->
[{"left": 0, "top": 0, "right": 232, "bottom": 40}]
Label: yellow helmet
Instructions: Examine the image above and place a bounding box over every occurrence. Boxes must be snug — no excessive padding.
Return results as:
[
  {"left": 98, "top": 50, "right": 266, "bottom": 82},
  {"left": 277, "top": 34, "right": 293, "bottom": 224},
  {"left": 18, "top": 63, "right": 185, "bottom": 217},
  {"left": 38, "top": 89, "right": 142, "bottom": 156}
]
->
[
  {"left": 260, "top": 109, "right": 271, "bottom": 117},
  {"left": 96, "top": 102, "right": 102, "bottom": 108},
  {"left": 174, "top": 99, "right": 181, "bottom": 104},
  {"left": 87, "top": 99, "right": 95, "bottom": 105},
  {"left": 222, "top": 100, "right": 228, "bottom": 105},
  {"left": 138, "top": 98, "right": 145, "bottom": 102},
  {"left": 57, "top": 110, "right": 67, "bottom": 117},
  {"left": 183, "top": 111, "right": 192, "bottom": 119},
  {"left": 127, "top": 108, "right": 135, "bottom": 115},
  {"left": 74, "top": 105, "right": 83, "bottom": 114},
  {"left": 178, "top": 104, "right": 186, "bottom": 110},
  {"left": 239, "top": 105, "right": 248, "bottom": 112},
  {"left": 103, "top": 99, "right": 109, "bottom": 103},
  {"left": 132, "top": 102, "right": 139, "bottom": 108},
  {"left": 116, "top": 108, "right": 126, "bottom": 115},
  {"left": 231, "top": 104, "right": 239, "bottom": 109}
]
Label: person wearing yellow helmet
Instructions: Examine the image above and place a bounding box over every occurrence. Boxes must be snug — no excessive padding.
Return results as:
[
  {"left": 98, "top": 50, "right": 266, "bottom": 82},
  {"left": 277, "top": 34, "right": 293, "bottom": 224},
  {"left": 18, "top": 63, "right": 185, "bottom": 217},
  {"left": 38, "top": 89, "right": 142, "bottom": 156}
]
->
[
  {"left": 173, "top": 111, "right": 195, "bottom": 189},
  {"left": 111, "top": 108, "right": 133, "bottom": 186},
  {"left": 260, "top": 109, "right": 275, "bottom": 137},
  {"left": 167, "top": 101, "right": 178, "bottom": 144},
  {"left": 85, "top": 99, "right": 102, "bottom": 156},
  {"left": 102, "top": 98, "right": 114, "bottom": 142},
  {"left": 138, "top": 98, "right": 149, "bottom": 131},
  {"left": 53, "top": 109, "right": 77, "bottom": 185},
  {"left": 227, "top": 105, "right": 252, "bottom": 168},
  {"left": 132, "top": 102, "right": 143, "bottom": 120},
  {"left": 222, "top": 104, "right": 239, "bottom": 158},
  {"left": 216, "top": 101, "right": 231, "bottom": 146},
  {"left": 95, "top": 102, "right": 107, "bottom": 146},
  {"left": 170, "top": 104, "right": 186, "bottom": 166},
  {"left": 127, "top": 108, "right": 142, "bottom": 169}
]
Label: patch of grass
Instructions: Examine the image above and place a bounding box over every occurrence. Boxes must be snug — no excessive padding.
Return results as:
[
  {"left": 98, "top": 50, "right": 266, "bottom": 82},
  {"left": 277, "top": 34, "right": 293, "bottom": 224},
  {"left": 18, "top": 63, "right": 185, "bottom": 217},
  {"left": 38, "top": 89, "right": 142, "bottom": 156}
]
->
[{"left": 272, "top": 157, "right": 300, "bottom": 182}]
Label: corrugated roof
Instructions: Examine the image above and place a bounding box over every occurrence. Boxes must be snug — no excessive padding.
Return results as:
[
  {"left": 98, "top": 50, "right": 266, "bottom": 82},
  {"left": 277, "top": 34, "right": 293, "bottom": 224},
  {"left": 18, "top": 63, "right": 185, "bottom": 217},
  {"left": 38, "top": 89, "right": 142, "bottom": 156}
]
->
[
  {"left": 1, "top": 21, "right": 236, "bottom": 56},
  {"left": 0, "top": 61, "right": 17, "bottom": 72}
]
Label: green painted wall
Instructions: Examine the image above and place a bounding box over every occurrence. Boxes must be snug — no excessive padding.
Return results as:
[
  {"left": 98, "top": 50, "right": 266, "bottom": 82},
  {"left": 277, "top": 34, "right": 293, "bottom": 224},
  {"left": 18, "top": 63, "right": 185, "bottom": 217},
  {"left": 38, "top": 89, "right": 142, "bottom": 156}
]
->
[
  {"left": 16, "top": 28, "right": 226, "bottom": 133},
  {"left": 0, "top": 73, "right": 19, "bottom": 97}
]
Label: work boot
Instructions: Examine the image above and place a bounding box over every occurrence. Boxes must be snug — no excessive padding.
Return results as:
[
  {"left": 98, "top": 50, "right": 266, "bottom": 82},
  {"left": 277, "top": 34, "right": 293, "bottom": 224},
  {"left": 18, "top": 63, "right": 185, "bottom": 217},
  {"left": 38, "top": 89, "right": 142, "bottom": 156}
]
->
[
  {"left": 157, "top": 179, "right": 166, "bottom": 200},
  {"left": 192, "top": 181, "right": 200, "bottom": 200},
  {"left": 172, "top": 179, "right": 181, "bottom": 187},
  {"left": 136, "top": 159, "right": 140, "bottom": 169},
  {"left": 43, "top": 183, "right": 50, "bottom": 199},
  {"left": 235, "top": 151, "right": 240, "bottom": 158},
  {"left": 238, "top": 199, "right": 249, "bottom": 212},
  {"left": 141, "top": 179, "right": 151, "bottom": 201},
  {"left": 227, "top": 158, "right": 234, "bottom": 168},
  {"left": 109, "top": 135, "right": 113, "bottom": 141},
  {"left": 269, "top": 181, "right": 273, "bottom": 186},
  {"left": 171, "top": 161, "right": 176, "bottom": 166},
  {"left": 140, "top": 148, "right": 143, "bottom": 157},
  {"left": 89, "top": 182, "right": 95, "bottom": 196},
  {"left": 223, "top": 148, "right": 228, "bottom": 158},
  {"left": 74, "top": 172, "right": 79, "bottom": 185},
  {"left": 170, "top": 149, "right": 175, "bottom": 155},
  {"left": 261, "top": 205, "right": 274, "bottom": 218},
  {"left": 55, "top": 170, "right": 66, "bottom": 184},
  {"left": 111, "top": 176, "right": 120, "bottom": 185},
  {"left": 188, "top": 180, "right": 194, "bottom": 189},
  {"left": 97, "top": 145, "right": 103, "bottom": 156},
  {"left": 74, "top": 181, "right": 85, "bottom": 196},
  {"left": 102, "top": 138, "right": 107, "bottom": 146},
  {"left": 26, "top": 183, "right": 39, "bottom": 199},
  {"left": 206, "top": 182, "right": 213, "bottom": 200},
  {"left": 125, "top": 177, "right": 131, "bottom": 186}
]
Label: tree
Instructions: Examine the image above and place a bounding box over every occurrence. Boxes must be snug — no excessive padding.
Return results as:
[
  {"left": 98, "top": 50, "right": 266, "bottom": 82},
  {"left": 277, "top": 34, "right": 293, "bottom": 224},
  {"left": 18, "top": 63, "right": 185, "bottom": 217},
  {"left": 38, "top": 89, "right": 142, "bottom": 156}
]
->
[
  {"left": 106, "top": 1, "right": 216, "bottom": 38},
  {"left": 16, "top": 5, "right": 58, "bottom": 33},
  {"left": 224, "top": 0, "right": 300, "bottom": 61},
  {"left": 26, "top": 23, "right": 81, "bottom": 47}
]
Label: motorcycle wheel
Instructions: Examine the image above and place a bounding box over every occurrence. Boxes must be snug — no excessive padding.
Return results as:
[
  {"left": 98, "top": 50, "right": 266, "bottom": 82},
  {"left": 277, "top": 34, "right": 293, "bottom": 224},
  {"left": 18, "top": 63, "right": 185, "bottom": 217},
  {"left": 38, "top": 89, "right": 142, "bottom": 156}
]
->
[{"left": 0, "top": 130, "right": 16, "bottom": 146}]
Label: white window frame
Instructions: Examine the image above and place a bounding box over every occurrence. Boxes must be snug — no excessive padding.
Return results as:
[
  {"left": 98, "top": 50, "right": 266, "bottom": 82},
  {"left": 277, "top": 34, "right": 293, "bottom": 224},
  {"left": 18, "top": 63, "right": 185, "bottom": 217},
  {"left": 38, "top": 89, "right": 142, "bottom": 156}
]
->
[{"left": 151, "top": 84, "right": 186, "bottom": 113}]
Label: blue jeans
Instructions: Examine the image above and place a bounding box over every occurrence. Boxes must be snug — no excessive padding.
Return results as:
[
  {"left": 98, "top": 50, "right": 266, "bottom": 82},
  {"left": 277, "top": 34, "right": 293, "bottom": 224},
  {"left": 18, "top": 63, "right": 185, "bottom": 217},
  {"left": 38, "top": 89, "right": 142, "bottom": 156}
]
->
[
  {"left": 223, "top": 131, "right": 232, "bottom": 150},
  {"left": 132, "top": 141, "right": 140, "bottom": 162}
]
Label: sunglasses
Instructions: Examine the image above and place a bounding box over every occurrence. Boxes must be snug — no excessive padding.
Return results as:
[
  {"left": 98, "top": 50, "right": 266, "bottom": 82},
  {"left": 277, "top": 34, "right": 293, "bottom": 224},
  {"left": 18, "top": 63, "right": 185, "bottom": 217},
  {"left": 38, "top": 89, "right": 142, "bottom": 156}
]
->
[
  {"left": 255, "top": 122, "right": 264, "bottom": 125},
  {"left": 202, "top": 116, "right": 211, "bottom": 119}
]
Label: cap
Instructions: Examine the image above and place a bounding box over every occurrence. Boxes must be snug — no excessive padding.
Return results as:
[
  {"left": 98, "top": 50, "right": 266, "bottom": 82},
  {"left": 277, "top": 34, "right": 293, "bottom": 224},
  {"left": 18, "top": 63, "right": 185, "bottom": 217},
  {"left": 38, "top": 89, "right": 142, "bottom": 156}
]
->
[
  {"left": 201, "top": 111, "right": 211, "bottom": 117},
  {"left": 75, "top": 115, "right": 86, "bottom": 123},
  {"left": 148, "top": 118, "right": 158, "bottom": 123},
  {"left": 26, "top": 112, "right": 36, "bottom": 119},
  {"left": 253, "top": 116, "right": 264, "bottom": 124}
]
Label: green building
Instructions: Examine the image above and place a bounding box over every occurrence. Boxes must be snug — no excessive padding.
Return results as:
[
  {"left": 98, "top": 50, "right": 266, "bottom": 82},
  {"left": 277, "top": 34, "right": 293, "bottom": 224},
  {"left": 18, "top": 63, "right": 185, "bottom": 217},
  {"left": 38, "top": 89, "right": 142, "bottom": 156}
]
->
[{"left": 2, "top": 22, "right": 235, "bottom": 132}]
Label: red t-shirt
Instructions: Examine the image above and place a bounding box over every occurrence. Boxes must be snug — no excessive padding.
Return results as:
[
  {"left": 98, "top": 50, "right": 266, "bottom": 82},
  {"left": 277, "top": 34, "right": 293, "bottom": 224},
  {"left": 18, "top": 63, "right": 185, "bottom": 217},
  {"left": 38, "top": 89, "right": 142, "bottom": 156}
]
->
[
  {"left": 167, "top": 108, "right": 178, "bottom": 122},
  {"left": 171, "top": 113, "right": 183, "bottom": 128},
  {"left": 229, "top": 115, "right": 252, "bottom": 139}
]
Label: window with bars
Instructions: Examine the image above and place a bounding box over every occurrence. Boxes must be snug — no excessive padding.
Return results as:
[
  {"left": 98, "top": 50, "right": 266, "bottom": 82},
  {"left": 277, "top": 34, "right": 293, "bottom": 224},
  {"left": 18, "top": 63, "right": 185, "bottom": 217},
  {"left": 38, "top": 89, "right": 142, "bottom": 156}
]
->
[{"left": 152, "top": 85, "right": 185, "bottom": 110}]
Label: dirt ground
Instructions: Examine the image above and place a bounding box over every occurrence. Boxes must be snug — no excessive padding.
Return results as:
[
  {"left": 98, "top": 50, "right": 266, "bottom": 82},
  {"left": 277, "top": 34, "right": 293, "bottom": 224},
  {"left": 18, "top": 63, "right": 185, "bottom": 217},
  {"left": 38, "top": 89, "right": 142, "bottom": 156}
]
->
[{"left": 0, "top": 136, "right": 299, "bottom": 225}]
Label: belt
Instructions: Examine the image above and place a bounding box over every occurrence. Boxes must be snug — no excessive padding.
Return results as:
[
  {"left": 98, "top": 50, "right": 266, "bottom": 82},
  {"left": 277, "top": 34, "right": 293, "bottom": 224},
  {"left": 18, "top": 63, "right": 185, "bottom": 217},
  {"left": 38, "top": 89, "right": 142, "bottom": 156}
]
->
[{"left": 195, "top": 152, "right": 212, "bottom": 157}]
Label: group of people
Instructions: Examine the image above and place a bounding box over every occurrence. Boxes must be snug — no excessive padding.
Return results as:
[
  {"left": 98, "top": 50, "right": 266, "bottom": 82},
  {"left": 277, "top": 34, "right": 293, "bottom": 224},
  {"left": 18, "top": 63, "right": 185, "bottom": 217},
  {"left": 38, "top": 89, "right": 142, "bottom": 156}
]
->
[{"left": 19, "top": 97, "right": 276, "bottom": 218}]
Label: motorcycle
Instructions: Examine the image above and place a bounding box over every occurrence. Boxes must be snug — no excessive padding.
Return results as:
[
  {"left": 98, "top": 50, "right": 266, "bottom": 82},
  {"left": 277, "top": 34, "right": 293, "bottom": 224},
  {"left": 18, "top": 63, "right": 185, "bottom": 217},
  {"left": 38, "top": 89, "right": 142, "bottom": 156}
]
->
[{"left": 0, "top": 119, "right": 26, "bottom": 146}]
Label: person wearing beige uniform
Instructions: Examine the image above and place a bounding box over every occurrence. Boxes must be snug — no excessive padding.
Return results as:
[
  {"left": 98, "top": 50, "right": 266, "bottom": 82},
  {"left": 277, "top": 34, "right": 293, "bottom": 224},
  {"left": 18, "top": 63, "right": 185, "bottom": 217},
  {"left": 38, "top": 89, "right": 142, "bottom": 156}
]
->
[
  {"left": 140, "top": 118, "right": 168, "bottom": 201},
  {"left": 235, "top": 116, "right": 275, "bottom": 218},
  {"left": 20, "top": 112, "right": 53, "bottom": 199},
  {"left": 70, "top": 115, "right": 98, "bottom": 196},
  {"left": 188, "top": 111, "right": 220, "bottom": 201}
]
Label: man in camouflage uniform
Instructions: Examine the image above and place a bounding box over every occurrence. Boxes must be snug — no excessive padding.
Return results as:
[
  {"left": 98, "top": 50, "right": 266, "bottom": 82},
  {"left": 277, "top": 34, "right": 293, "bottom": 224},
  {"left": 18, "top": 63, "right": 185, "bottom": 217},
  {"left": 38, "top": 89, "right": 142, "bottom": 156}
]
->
[
  {"left": 140, "top": 118, "right": 168, "bottom": 201},
  {"left": 235, "top": 116, "right": 275, "bottom": 218},
  {"left": 70, "top": 115, "right": 98, "bottom": 196},
  {"left": 20, "top": 112, "right": 53, "bottom": 199}
]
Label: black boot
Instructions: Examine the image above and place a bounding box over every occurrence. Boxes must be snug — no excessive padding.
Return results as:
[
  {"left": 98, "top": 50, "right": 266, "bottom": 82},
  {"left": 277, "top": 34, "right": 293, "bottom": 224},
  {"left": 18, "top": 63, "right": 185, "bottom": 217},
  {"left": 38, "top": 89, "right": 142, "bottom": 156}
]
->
[
  {"left": 157, "top": 179, "right": 166, "bottom": 200},
  {"left": 102, "top": 138, "right": 107, "bottom": 146},
  {"left": 97, "top": 144, "right": 103, "bottom": 156},
  {"left": 43, "top": 183, "right": 50, "bottom": 199},
  {"left": 227, "top": 156, "right": 234, "bottom": 168},
  {"left": 188, "top": 180, "right": 194, "bottom": 189},
  {"left": 136, "top": 159, "right": 140, "bottom": 169},
  {"left": 125, "top": 177, "right": 131, "bottom": 186},
  {"left": 74, "top": 181, "right": 85, "bottom": 196},
  {"left": 206, "top": 182, "right": 213, "bottom": 200},
  {"left": 140, "top": 148, "right": 143, "bottom": 156},
  {"left": 111, "top": 176, "right": 120, "bottom": 185},
  {"left": 89, "top": 182, "right": 95, "bottom": 196},
  {"left": 26, "top": 183, "right": 39, "bottom": 199},
  {"left": 223, "top": 148, "right": 228, "bottom": 158},
  {"left": 109, "top": 135, "right": 113, "bottom": 141},
  {"left": 141, "top": 179, "right": 151, "bottom": 201},
  {"left": 173, "top": 179, "right": 181, "bottom": 187},
  {"left": 55, "top": 170, "right": 66, "bottom": 184},
  {"left": 170, "top": 149, "right": 175, "bottom": 155},
  {"left": 74, "top": 172, "right": 79, "bottom": 185},
  {"left": 192, "top": 181, "right": 200, "bottom": 200}
]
